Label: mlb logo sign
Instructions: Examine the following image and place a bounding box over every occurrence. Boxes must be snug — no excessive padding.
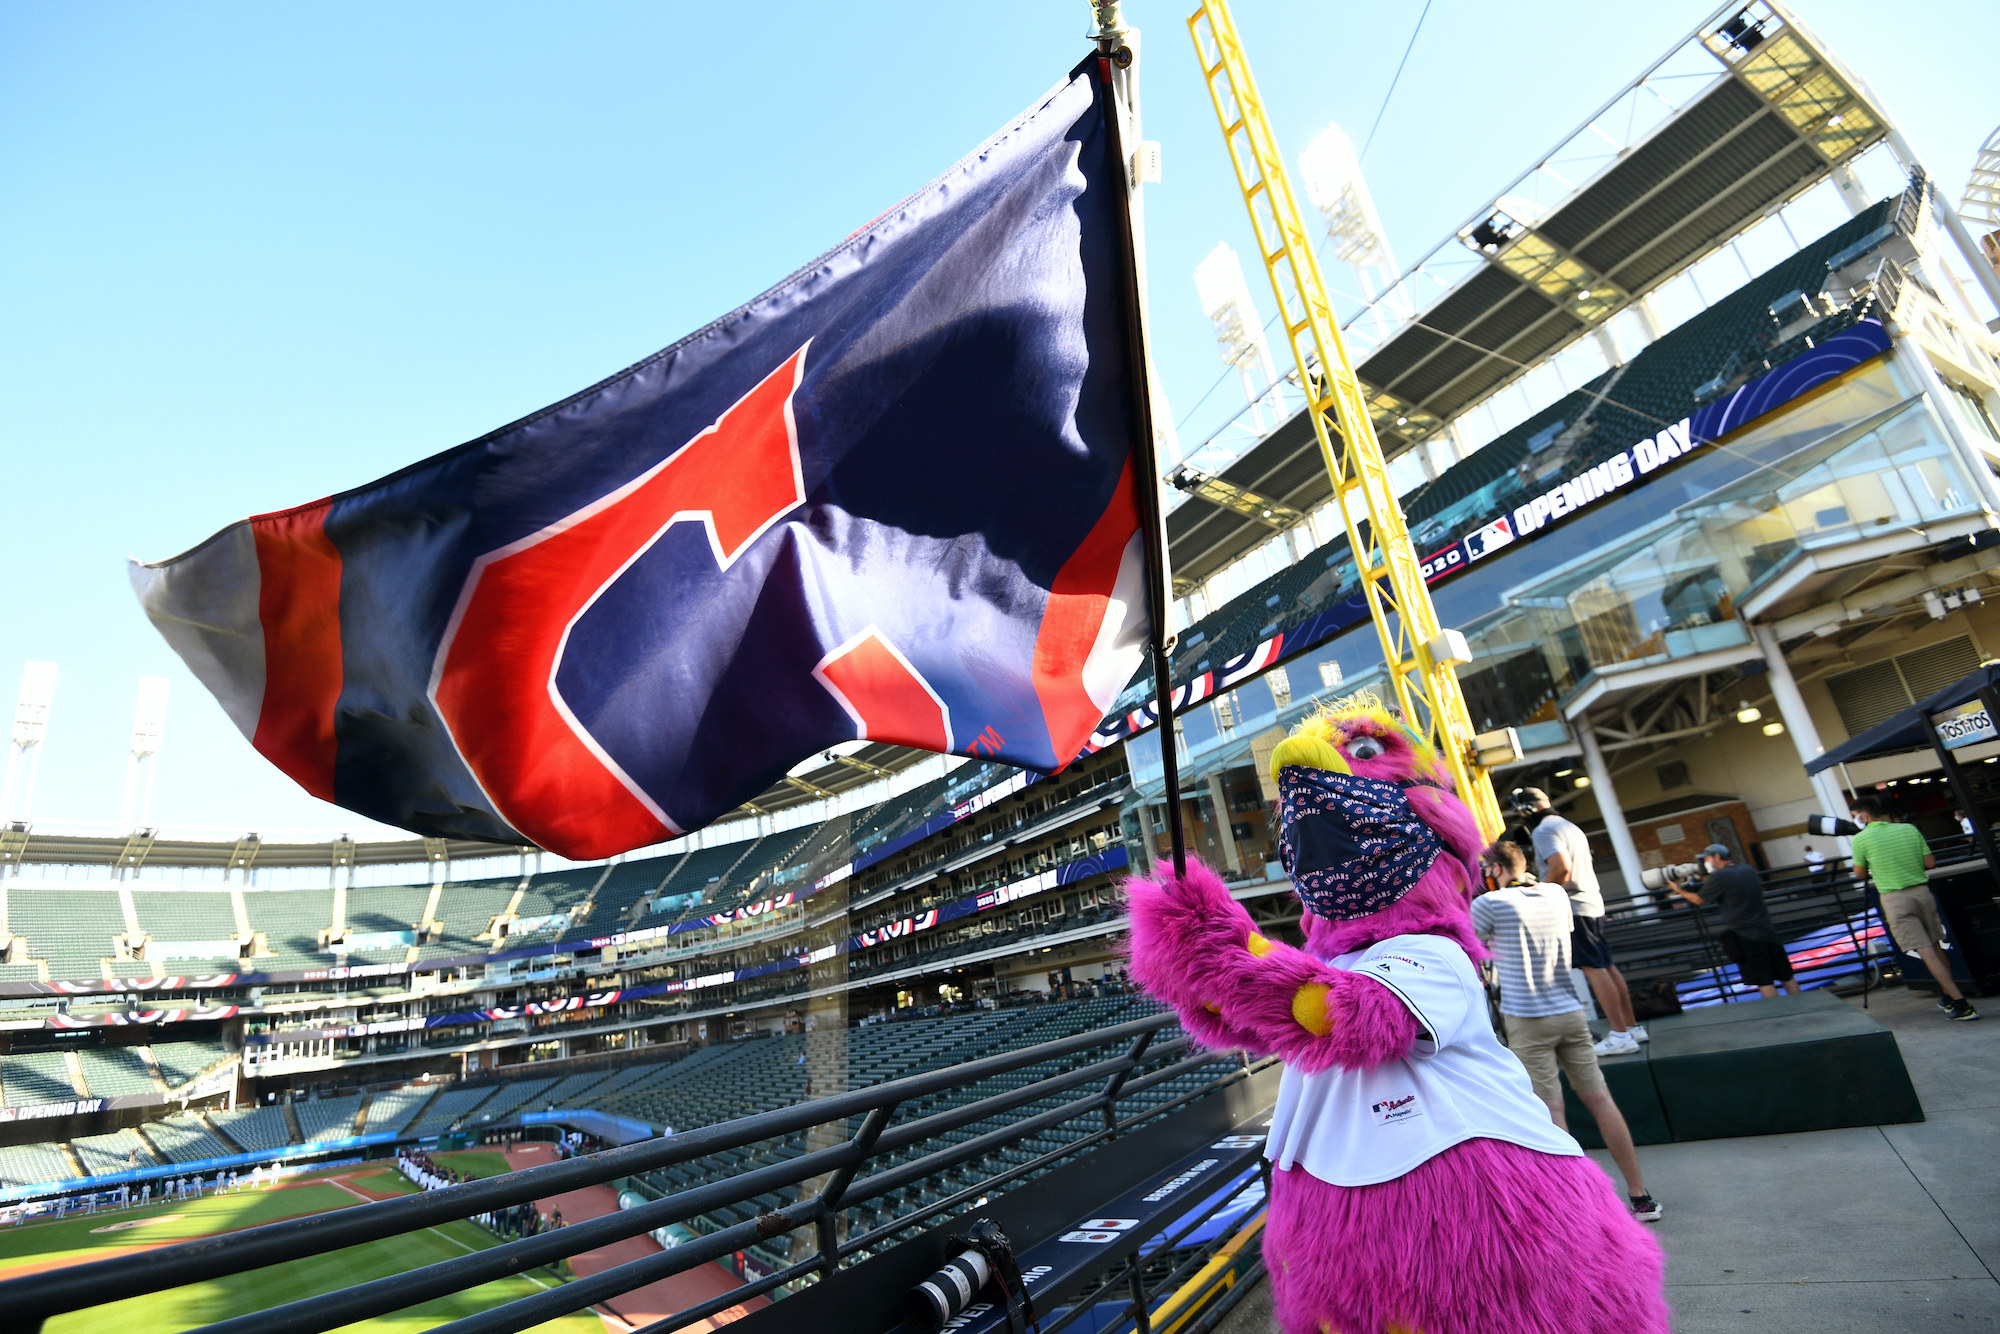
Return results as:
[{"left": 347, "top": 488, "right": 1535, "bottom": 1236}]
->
[{"left": 1463, "top": 516, "right": 1515, "bottom": 561}]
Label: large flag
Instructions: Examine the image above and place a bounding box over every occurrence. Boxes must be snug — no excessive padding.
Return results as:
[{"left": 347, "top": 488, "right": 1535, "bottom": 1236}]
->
[{"left": 133, "top": 64, "right": 1152, "bottom": 860}]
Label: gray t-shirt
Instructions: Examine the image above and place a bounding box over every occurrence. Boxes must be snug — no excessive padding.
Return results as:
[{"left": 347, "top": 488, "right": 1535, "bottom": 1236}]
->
[{"left": 1531, "top": 811, "right": 1604, "bottom": 918}]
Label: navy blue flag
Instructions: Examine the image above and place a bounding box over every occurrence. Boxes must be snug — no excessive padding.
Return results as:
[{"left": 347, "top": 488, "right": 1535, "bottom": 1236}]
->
[{"left": 133, "top": 64, "right": 1151, "bottom": 859}]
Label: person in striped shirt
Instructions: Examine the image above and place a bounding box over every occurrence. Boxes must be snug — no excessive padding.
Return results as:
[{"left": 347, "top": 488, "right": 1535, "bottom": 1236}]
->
[{"left": 1474, "top": 839, "right": 1659, "bottom": 1220}]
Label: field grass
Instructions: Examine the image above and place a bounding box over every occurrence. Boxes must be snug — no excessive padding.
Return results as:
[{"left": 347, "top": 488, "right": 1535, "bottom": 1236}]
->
[
  {"left": 436, "top": 1148, "right": 516, "bottom": 1179},
  {"left": 0, "top": 1173, "right": 600, "bottom": 1333}
]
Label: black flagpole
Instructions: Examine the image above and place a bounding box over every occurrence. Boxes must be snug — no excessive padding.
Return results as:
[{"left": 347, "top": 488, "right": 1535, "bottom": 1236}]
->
[{"left": 1095, "top": 37, "right": 1187, "bottom": 878}]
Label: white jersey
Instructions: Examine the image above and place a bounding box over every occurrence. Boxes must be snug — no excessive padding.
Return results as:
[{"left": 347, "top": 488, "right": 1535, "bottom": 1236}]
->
[{"left": 1264, "top": 933, "right": 1583, "bottom": 1187}]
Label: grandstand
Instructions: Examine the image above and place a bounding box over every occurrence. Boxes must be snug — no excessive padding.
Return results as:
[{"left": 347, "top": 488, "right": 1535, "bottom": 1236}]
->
[
  {"left": 140, "top": 1114, "right": 235, "bottom": 1164},
  {"left": 209, "top": 1104, "right": 293, "bottom": 1153},
  {"left": 293, "top": 1094, "right": 363, "bottom": 1143},
  {"left": 0, "top": 1142, "right": 75, "bottom": 1190},
  {"left": 1, "top": 1053, "right": 78, "bottom": 1107},
  {"left": 0, "top": 8, "right": 1995, "bottom": 1331},
  {"left": 71, "top": 1128, "right": 158, "bottom": 1176},
  {"left": 358, "top": 1085, "right": 434, "bottom": 1135},
  {"left": 72, "top": 1046, "right": 157, "bottom": 1099},
  {"left": 152, "top": 1040, "right": 231, "bottom": 1089}
]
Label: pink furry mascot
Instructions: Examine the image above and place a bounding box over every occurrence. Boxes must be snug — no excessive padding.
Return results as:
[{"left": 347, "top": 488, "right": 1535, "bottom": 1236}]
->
[{"left": 1126, "top": 696, "right": 1667, "bottom": 1334}]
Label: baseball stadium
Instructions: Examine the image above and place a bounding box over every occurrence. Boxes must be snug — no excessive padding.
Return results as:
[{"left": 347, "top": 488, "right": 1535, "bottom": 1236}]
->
[{"left": 2, "top": 2, "right": 1999, "bottom": 1331}]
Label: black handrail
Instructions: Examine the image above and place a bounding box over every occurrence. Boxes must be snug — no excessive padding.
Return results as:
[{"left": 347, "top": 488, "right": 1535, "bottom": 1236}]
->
[{"left": 4, "top": 1010, "right": 1247, "bottom": 1334}]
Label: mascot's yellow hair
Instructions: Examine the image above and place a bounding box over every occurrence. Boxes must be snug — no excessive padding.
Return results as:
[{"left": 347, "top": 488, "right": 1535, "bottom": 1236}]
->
[{"left": 1267, "top": 688, "right": 1443, "bottom": 785}]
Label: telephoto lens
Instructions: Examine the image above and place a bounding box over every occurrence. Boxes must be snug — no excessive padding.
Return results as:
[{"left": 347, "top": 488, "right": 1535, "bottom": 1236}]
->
[
  {"left": 1807, "top": 814, "right": 1861, "bottom": 838},
  {"left": 905, "top": 1243, "right": 994, "bottom": 1334},
  {"left": 904, "top": 1220, "right": 1031, "bottom": 1334},
  {"left": 1638, "top": 862, "right": 1703, "bottom": 891}
]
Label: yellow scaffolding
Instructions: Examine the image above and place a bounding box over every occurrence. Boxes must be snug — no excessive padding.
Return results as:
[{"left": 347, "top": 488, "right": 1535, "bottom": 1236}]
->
[{"left": 1186, "top": 0, "right": 1504, "bottom": 840}]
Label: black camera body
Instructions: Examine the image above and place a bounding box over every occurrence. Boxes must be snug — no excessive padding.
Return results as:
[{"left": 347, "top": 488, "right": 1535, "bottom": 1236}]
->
[{"left": 906, "top": 1219, "right": 1035, "bottom": 1334}]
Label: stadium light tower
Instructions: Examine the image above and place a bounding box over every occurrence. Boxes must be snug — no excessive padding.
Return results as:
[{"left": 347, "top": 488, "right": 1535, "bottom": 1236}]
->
[
  {"left": 0, "top": 661, "right": 57, "bottom": 824},
  {"left": 1964, "top": 125, "right": 2000, "bottom": 280},
  {"left": 1193, "top": 241, "right": 1286, "bottom": 431},
  {"left": 120, "top": 676, "right": 170, "bottom": 829},
  {"left": 1298, "top": 123, "right": 1412, "bottom": 343}
]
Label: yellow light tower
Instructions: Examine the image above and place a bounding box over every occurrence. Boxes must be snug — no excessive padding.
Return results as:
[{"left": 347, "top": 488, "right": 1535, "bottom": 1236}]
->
[{"left": 1187, "top": 1, "right": 1504, "bottom": 839}]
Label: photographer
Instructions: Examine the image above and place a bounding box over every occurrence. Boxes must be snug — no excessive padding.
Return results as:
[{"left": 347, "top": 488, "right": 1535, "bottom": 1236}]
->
[
  {"left": 1667, "top": 844, "right": 1799, "bottom": 1000},
  {"left": 1513, "top": 788, "right": 1643, "bottom": 1054},
  {"left": 1849, "top": 797, "right": 1978, "bottom": 1021}
]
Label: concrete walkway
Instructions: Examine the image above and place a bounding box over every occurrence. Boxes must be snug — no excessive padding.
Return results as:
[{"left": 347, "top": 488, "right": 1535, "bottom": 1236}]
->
[{"left": 1215, "top": 984, "right": 2000, "bottom": 1332}]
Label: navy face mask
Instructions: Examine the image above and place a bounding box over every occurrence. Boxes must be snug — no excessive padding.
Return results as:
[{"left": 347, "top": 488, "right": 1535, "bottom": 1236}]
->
[{"left": 1276, "top": 766, "right": 1445, "bottom": 920}]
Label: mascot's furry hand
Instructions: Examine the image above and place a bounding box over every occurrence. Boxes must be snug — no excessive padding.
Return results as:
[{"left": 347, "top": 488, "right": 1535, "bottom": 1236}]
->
[{"left": 1125, "top": 858, "right": 1418, "bottom": 1073}]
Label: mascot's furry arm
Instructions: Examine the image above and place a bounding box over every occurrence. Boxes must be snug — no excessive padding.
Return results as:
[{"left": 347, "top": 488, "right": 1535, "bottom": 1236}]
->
[{"left": 1125, "top": 858, "right": 1419, "bottom": 1074}]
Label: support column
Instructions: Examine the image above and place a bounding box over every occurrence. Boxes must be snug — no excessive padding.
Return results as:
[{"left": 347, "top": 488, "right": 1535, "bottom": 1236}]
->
[
  {"left": 1206, "top": 771, "right": 1242, "bottom": 873},
  {"left": 1753, "top": 623, "right": 1854, "bottom": 832},
  {"left": 1575, "top": 722, "right": 1652, "bottom": 915},
  {"left": 1593, "top": 324, "right": 1624, "bottom": 368},
  {"left": 1829, "top": 161, "right": 1871, "bottom": 217},
  {"left": 1633, "top": 294, "right": 1666, "bottom": 343},
  {"left": 1135, "top": 803, "right": 1160, "bottom": 874}
]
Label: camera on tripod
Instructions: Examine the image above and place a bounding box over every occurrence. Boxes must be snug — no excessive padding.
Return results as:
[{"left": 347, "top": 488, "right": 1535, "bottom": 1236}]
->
[
  {"left": 905, "top": 1219, "right": 1036, "bottom": 1334},
  {"left": 1638, "top": 861, "right": 1703, "bottom": 892}
]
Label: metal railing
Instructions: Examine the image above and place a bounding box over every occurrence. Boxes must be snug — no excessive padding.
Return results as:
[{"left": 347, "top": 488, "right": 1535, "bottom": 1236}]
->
[
  {"left": 1602, "top": 846, "right": 1996, "bottom": 997},
  {"left": 3, "top": 1011, "right": 1249, "bottom": 1334}
]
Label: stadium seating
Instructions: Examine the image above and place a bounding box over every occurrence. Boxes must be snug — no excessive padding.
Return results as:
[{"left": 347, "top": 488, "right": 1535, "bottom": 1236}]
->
[
  {"left": 74, "top": 1046, "right": 160, "bottom": 1099},
  {"left": 211, "top": 1104, "right": 295, "bottom": 1153},
  {"left": 1, "top": 1052, "right": 79, "bottom": 1107},
  {"left": 557, "top": 996, "right": 1216, "bottom": 1273},
  {"left": 294, "top": 1094, "right": 364, "bottom": 1142},
  {"left": 152, "top": 1040, "right": 231, "bottom": 1089},
  {"left": 245, "top": 889, "right": 336, "bottom": 970},
  {"left": 341, "top": 884, "right": 432, "bottom": 964},
  {"left": 360, "top": 1086, "right": 435, "bottom": 1134},
  {"left": 405, "top": 1084, "right": 498, "bottom": 1136},
  {"left": 0, "top": 1142, "right": 76, "bottom": 1188},
  {"left": 459, "top": 1075, "right": 558, "bottom": 1125},
  {"left": 131, "top": 890, "right": 240, "bottom": 967},
  {"left": 424, "top": 879, "right": 518, "bottom": 957},
  {"left": 72, "top": 1127, "right": 160, "bottom": 1175},
  {"left": 7, "top": 888, "right": 124, "bottom": 981},
  {"left": 143, "top": 1113, "right": 236, "bottom": 1164}
]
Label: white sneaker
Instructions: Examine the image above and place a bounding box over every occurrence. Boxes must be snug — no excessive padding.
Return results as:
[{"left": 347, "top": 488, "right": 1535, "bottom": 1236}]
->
[
  {"left": 1628, "top": 1023, "right": 1650, "bottom": 1043},
  {"left": 1594, "top": 1032, "right": 1641, "bottom": 1056}
]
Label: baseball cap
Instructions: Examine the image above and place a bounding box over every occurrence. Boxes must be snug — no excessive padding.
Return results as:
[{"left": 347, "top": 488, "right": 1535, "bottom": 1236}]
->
[
  {"left": 1701, "top": 843, "right": 1732, "bottom": 859},
  {"left": 1511, "top": 787, "right": 1551, "bottom": 810}
]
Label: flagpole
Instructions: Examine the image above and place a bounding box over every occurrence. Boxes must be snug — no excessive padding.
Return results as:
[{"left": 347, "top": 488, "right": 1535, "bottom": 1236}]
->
[{"left": 1094, "top": 4, "right": 1187, "bottom": 878}]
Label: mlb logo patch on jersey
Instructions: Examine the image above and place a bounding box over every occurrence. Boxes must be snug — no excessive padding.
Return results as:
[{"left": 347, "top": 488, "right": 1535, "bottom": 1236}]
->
[{"left": 1371, "top": 1093, "right": 1423, "bottom": 1126}]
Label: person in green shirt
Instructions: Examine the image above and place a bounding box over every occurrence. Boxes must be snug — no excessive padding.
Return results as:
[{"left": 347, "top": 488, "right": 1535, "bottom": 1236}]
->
[{"left": 1849, "top": 796, "right": 1978, "bottom": 1020}]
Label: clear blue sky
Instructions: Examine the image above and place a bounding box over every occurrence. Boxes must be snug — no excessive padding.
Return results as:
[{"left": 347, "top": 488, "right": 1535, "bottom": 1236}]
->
[{"left": 3, "top": 1, "right": 1994, "bottom": 839}]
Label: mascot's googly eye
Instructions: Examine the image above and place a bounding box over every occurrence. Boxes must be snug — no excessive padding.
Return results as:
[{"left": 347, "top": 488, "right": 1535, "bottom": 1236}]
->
[{"left": 1346, "top": 736, "right": 1385, "bottom": 761}]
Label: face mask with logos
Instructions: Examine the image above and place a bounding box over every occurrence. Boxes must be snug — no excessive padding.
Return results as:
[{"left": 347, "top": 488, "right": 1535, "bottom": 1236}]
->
[{"left": 1276, "top": 766, "right": 1446, "bottom": 920}]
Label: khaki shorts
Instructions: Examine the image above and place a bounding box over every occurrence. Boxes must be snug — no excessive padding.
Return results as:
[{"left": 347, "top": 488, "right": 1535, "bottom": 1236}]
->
[
  {"left": 1504, "top": 1009, "right": 1605, "bottom": 1106},
  {"left": 1882, "top": 886, "right": 1945, "bottom": 953}
]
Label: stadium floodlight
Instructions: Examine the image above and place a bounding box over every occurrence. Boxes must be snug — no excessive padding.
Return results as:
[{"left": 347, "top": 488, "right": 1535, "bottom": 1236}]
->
[
  {"left": 0, "top": 661, "right": 57, "bottom": 823},
  {"left": 1193, "top": 241, "right": 1286, "bottom": 431},
  {"left": 1298, "top": 123, "right": 1413, "bottom": 342},
  {"left": 120, "top": 675, "right": 170, "bottom": 829}
]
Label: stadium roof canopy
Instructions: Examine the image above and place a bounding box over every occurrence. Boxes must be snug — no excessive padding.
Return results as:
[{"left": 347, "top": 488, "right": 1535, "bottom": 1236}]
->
[
  {"left": 0, "top": 738, "right": 939, "bottom": 871},
  {"left": 1167, "top": 0, "right": 1894, "bottom": 591}
]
